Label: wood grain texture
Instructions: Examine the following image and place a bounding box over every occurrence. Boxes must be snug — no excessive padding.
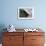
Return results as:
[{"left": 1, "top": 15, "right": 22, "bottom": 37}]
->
[
  {"left": 2, "top": 32, "right": 24, "bottom": 46},
  {"left": 24, "top": 32, "right": 45, "bottom": 46},
  {"left": 2, "top": 32, "right": 45, "bottom": 46}
]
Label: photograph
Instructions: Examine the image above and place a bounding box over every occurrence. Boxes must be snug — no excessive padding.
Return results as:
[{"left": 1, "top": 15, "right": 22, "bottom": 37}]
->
[{"left": 18, "top": 7, "right": 34, "bottom": 19}]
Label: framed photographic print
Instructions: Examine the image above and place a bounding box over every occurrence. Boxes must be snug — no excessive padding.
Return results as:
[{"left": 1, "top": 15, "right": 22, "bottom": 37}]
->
[{"left": 18, "top": 7, "right": 34, "bottom": 19}]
